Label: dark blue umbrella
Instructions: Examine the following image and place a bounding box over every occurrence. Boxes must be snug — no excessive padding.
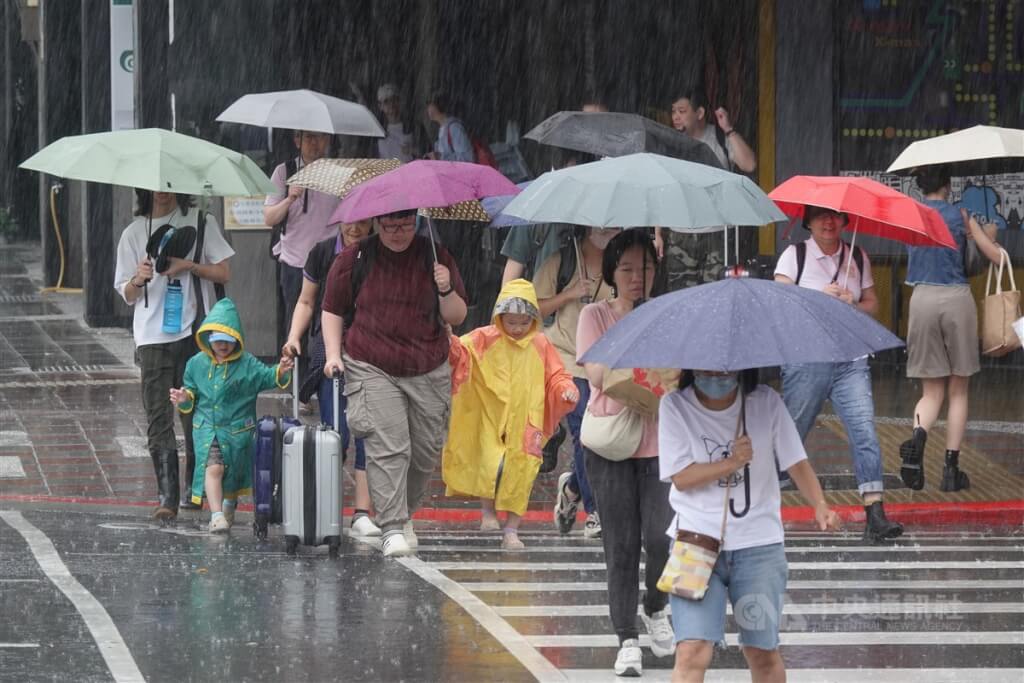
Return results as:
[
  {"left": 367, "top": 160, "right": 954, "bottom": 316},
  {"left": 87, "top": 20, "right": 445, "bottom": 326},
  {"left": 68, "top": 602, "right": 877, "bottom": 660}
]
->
[{"left": 579, "top": 278, "right": 904, "bottom": 371}]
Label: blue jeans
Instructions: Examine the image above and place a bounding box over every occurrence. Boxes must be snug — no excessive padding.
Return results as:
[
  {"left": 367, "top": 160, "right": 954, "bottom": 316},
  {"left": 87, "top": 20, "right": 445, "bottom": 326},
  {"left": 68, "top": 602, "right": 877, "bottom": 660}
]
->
[
  {"left": 319, "top": 376, "right": 366, "bottom": 471},
  {"left": 565, "top": 377, "right": 595, "bottom": 514},
  {"left": 781, "top": 358, "right": 883, "bottom": 495},
  {"left": 670, "top": 543, "right": 787, "bottom": 651}
]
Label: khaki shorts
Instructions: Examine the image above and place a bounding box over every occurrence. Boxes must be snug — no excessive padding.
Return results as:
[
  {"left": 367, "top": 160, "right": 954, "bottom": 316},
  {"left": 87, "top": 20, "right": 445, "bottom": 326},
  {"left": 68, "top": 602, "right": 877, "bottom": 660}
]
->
[{"left": 907, "top": 284, "right": 980, "bottom": 378}]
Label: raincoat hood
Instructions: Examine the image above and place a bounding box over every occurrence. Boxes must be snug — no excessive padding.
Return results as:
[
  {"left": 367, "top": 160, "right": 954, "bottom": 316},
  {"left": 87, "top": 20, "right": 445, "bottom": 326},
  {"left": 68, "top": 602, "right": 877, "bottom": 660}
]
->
[
  {"left": 196, "top": 297, "right": 245, "bottom": 362},
  {"left": 492, "top": 279, "right": 542, "bottom": 344}
]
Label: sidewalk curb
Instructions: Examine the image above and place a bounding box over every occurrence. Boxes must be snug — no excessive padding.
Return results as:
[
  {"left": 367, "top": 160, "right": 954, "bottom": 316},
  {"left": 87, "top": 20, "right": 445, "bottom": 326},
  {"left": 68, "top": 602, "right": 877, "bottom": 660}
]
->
[{"left": 2, "top": 495, "right": 1022, "bottom": 527}]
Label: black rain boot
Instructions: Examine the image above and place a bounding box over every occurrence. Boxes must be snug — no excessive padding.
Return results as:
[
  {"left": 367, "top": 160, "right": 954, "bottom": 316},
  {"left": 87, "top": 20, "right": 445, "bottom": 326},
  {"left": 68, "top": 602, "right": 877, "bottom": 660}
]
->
[
  {"left": 150, "top": 449, "right": 176, "bottom": 521},
  {"left": 899, "top": 427, "right": 927, "bottom": 490},
  {"left": 940, "top": 450, "right": 970, "bottom": 492},
  {"left": 156, "top": 449, "right": 180, "bottom": 522},
  {"left": 540, "top": 423, "right": 567, "bottom": 474},
  {"left": 863, "top": 501, "right": 904, "bottom": 543}
]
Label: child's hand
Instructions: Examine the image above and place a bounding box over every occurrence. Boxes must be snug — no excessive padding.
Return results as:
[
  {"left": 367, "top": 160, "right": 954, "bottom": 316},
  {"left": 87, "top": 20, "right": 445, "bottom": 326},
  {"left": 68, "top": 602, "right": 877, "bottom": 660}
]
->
[
  {"left": 279, "top": 356, "right": 295, "bottom": 373},
  {"left": 169, "top": 387, "right": 188, "bottom": 406},
  {"left": 562, "top": 389, "right": 579, "bottom": 403}
]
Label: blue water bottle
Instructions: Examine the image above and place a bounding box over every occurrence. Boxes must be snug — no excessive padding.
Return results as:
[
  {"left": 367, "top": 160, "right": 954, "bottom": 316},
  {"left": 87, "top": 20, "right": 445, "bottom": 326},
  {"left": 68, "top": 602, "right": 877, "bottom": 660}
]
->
[{"left": 162, "top": 280, "right": 183, "bottom": 334}]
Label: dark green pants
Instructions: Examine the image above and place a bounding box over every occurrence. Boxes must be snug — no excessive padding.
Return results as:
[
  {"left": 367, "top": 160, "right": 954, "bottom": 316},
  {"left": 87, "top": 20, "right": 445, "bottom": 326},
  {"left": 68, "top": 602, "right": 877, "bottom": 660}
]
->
[{"left": 137, "top": 336, "right": 196, "bottom": 479}]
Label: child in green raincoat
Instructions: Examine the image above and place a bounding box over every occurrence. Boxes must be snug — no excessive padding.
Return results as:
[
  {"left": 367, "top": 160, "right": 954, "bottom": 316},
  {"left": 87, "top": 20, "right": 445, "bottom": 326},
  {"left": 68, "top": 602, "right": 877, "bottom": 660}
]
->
[{"left": 170, "top": 298, "right": 293, "bottom": 533}]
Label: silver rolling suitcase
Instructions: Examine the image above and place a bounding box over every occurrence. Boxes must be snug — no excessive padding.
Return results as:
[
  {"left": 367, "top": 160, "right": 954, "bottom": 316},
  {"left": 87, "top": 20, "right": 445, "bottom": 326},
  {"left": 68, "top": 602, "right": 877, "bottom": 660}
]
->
[{"left": 282, "top": 368, "right": 343, "bottom": 557}]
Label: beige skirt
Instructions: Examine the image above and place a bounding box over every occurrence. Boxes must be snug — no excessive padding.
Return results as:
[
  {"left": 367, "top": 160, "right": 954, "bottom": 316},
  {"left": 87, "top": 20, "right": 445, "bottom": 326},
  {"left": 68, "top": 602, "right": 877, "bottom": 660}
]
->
[{"left": 907, "top": 284, "right": 980, "bottom": 378}]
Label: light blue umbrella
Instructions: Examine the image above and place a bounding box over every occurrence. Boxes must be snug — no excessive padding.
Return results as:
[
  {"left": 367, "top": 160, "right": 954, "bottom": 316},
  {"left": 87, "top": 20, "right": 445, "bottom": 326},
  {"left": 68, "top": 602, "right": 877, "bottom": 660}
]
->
[
  {"left": 501, "top": 153, "right": 786, "bottom": 232},
  {"left": 579, "top": 278, "right": 904, "bottom": 372}
]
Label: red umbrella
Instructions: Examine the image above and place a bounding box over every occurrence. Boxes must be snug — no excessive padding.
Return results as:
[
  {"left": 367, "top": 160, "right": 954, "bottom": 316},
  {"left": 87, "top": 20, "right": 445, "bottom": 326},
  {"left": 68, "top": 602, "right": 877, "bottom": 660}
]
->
[{"left": 768, "top": 175, "right": 957, "bottom": 250}]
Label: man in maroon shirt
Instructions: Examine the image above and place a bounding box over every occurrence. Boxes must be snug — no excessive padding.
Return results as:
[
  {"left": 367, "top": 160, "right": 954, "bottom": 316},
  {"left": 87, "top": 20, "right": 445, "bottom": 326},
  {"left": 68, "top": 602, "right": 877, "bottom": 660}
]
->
[{"left": 321, "top": 209, "right": 467, "bottom": 557}]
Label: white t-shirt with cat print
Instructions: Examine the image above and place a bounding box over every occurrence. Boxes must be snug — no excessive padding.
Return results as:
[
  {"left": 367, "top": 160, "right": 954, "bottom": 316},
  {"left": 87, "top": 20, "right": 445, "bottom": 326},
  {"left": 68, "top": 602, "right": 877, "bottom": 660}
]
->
[{"left": 658, "top": 385, "right": 807, "bottom": 551}]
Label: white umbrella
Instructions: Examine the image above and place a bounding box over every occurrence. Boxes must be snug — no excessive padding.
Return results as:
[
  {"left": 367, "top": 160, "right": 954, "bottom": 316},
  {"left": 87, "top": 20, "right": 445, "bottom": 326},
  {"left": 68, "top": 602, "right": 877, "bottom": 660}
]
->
[
  {"left": 886, "top": 125, "right": 1024, "bottom": 175},
  {"left": 216, "top": 89, "right": 385, "bottom": 137}
]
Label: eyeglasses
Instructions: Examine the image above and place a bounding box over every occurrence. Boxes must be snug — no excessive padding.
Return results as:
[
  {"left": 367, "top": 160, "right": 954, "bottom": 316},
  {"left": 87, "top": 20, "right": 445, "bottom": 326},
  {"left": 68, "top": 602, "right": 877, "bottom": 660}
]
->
[{"left": 379, "top": 219, "right": 416, "bottom": 234}]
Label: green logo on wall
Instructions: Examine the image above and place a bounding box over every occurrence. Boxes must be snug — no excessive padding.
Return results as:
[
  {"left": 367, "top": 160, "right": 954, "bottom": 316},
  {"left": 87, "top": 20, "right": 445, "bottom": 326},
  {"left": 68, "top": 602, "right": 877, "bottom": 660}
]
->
[{"left": 120, "top": 50, "right": 134, "bottom": 72}]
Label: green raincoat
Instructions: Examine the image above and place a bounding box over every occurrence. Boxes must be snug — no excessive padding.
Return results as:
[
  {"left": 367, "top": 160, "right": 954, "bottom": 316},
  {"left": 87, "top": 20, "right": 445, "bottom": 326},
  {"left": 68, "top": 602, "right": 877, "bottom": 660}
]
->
[{"left": 176, "top": 298, "right": 290, "bottom": 505}]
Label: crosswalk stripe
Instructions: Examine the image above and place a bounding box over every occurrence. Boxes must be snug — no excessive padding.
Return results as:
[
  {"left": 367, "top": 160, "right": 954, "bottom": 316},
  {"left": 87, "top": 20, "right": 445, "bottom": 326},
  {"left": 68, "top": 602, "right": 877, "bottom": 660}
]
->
[
  {"left": 560, "top": 669, "right": 1024, "bottom": 683},
  {"left": 493, "top": 602, "right": 1024, "bottom": 617},
  {"left": 527, "top": 631, "right": 1024, "bottom": 648},
  {"left": 416, "top": 544, "right": 1023, "bottom": 554},
  {"left": 429, "top": 560, "right": 1024, "bottom": 571},
  {"left": 460, "top": 579, "right": 1024, "bottom": 592}
]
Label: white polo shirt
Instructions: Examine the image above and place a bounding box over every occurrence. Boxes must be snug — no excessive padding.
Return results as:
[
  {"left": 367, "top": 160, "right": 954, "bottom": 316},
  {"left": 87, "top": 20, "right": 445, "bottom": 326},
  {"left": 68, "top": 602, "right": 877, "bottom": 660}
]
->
[{"left": 774, "top": 237, "right": 874, "bottom": 302}]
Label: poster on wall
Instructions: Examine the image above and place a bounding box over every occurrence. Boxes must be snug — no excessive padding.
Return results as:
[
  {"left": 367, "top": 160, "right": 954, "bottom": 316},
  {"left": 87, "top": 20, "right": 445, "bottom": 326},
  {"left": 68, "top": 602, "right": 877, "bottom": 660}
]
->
[{"left": 110, "top": 0, "right": 135, "bottom": 130}]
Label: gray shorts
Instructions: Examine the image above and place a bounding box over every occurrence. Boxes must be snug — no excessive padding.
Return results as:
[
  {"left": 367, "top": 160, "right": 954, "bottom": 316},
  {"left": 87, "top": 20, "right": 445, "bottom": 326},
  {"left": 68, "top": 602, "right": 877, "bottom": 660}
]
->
[{"left": 907, "top": 284, "right": 980, "bottom": 378}]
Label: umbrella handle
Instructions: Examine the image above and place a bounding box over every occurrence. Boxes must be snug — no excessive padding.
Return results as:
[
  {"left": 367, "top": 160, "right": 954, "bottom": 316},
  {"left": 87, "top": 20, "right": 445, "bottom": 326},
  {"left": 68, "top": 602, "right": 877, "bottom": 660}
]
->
[
  {"left": 844, "top": 222, "right": 858, "bottom": 290},
  {"left": 426, "top": 216, "right": 439, "bottom": 263}
]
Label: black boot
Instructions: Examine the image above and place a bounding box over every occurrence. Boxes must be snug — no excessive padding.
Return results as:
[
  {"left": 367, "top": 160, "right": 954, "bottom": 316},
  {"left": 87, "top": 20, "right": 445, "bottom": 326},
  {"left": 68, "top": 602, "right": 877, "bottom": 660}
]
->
[
  {"left": 899, "top": 427, "right": 927, "bottom": 490},
  {"left": 863, "top": 501, "right": 904, "bottom": 543},
  {"left": 149, "top": 449, "right": 176, "bottom": 521},
  {"left": 540, "top": 423, "right": 566, "bottom": 474},
  {"left": 940, "top": 450, "right": 970, "bottom": 492}
]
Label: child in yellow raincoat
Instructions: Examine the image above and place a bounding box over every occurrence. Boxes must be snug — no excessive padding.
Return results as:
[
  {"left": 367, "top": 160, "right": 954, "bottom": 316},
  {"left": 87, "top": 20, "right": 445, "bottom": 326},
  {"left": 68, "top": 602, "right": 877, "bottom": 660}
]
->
[{"left": 444, "top": 279, "right": 578, "bottom": 550}]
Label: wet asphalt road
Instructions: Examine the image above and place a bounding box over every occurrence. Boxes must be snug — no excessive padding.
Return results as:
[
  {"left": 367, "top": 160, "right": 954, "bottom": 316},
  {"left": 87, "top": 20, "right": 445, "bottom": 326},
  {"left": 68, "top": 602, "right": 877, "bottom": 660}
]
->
[{"left": 1, "top": 505, "right": 1022, "bottom": 682}]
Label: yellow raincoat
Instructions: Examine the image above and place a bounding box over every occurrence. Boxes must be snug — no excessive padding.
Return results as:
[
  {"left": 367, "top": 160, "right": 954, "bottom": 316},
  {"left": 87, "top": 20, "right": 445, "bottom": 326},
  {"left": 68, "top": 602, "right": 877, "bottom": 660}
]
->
[{"left": 443, "top": 279, "right": 578, "bottom": 515}]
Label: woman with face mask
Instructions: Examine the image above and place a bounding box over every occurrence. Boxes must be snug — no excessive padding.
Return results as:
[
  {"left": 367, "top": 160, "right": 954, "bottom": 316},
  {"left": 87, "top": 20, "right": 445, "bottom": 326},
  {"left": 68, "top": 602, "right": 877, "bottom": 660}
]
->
[
  {"left": 659, "top": 368, "right": 840, "bottom": 681},
  {"left": 534, "top": 226, "right": 621, "bottom": 540},
  {"left": 575, "top": 230, "right": 673, "bottom": 677}
]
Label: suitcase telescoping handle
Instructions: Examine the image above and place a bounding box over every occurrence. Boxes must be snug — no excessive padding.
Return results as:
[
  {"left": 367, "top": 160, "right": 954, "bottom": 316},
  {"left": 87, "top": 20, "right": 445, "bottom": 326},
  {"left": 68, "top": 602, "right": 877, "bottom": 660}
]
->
[
  {"left": 291, "top": 354, "right": 300, "bottom": 420},
  {"left": 332, "top": 369, "right": 341, "bottom": 435}
]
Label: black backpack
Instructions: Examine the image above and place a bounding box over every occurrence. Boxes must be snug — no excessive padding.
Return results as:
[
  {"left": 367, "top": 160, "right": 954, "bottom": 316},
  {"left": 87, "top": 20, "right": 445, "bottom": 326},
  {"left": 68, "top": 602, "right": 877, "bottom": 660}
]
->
[
  {"left": 269, "top": 158, "right": 305, "bottom": 260},
  {"left": 794, "top": 240, "right": 865, "bottom": 287},
  {"left": 345, "top": 234, "right": 442, "bottom": 331}
]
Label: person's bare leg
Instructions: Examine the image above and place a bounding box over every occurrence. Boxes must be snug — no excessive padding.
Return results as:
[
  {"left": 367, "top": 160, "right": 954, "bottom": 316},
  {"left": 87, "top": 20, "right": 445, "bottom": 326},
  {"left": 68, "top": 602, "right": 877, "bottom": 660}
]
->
[
  {"left": 205, "top": 464, "right": 224, "bottom": 513},
  {"left": 945, "top": 375, "right": 970, "bottom": 451},
  {"left": 914, "top": 377, "right": 947, "bottom": 430},
  {"left": 673, "top": 640, "right": 714, "bottom": 683},
  {"left": 742, "top": 646, "right": 786, "bottom": 683},
  {"left": 480, "top": 498, "right": 500, "bottom": 531},
  {"left": 354, "top": 470, "right": 373, "bottom": 512}
]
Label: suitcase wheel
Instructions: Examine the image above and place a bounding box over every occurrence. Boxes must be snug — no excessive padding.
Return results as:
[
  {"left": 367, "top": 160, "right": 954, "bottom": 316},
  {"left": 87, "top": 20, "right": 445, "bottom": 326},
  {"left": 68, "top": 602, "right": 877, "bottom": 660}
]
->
[
  {"left": 327, "top": 537, "right": 341, "bottom": 559},
  {"left": 285, "top": 536, "right": 299, "bottom": 555}
]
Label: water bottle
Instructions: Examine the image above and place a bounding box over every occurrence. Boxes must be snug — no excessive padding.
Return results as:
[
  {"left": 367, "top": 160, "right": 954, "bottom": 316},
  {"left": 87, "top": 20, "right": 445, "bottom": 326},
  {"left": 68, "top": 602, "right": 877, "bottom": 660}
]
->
[{"left": 162, "top": 280, "right": 183, "bottom": 334}]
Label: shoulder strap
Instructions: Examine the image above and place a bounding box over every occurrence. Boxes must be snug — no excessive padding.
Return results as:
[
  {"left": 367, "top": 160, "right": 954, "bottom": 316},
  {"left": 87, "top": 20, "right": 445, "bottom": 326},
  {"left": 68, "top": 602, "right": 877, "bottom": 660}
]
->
[
  {"left": 555, "top": 240, "right": 577, "bottom": 295},
  {"left": 795, "top": 241, "right": 807, "bottom": 285}
]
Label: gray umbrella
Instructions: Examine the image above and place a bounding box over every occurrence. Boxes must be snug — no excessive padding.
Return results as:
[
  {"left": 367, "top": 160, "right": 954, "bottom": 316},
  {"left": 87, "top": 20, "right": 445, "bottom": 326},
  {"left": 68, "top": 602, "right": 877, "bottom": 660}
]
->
[{"left": 524, "top": 111, "right": 723, "bottom": 168}]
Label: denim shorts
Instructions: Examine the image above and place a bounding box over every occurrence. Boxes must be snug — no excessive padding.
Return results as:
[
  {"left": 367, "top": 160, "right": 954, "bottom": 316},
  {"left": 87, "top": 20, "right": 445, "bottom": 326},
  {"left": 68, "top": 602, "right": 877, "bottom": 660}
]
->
[{"left": 670, "top": 542, "right": 787, "bottom": 651}]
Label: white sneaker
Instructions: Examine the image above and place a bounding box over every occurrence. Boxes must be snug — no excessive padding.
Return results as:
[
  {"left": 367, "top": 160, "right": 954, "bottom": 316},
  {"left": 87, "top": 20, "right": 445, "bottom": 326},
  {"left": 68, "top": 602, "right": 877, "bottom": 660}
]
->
[
  {"left": 381, "top": 532, "right": 413, "bottom": 558},
  {"left": 403, "top": 521, "right": 419, "bottom": 549},
  {"left": 209, "top": 514, "right": 230, "bottom": 534},
  {"left": 614, "top": 638, "right": 643, "bottom": 677},
  {"left": 222, "top": 503, "right": 236, "bottom": 526},
  {"left": 583, "top": 511, "right": 602, "bottom": 539},
  {"left": 641, "top": 607, "right": 675, "bottom": 657},
  {"left": 553, "top": 471, "right": 579, "bottom": 534},
  {"left": 351, "top": 515, "right": 382, "bottom": 537}
]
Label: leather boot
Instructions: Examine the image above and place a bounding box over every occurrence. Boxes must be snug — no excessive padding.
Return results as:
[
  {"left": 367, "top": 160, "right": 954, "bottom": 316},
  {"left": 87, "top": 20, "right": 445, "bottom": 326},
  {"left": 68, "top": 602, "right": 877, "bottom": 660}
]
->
[
  {"left": 899, "top": 427, "right": 927, "bottom": 490},
  {"left": 940, "top": 450, "right": 970, "bottom": 492},
  {"left": 863, "top": 501, "right": 904, "bottom": 543}
]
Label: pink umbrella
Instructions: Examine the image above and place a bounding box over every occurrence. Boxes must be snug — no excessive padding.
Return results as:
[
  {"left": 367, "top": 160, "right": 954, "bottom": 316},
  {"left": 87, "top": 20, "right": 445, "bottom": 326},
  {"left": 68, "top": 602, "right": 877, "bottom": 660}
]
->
[{"left": 330, "top": 160, "right": 519, "bottom": 224}]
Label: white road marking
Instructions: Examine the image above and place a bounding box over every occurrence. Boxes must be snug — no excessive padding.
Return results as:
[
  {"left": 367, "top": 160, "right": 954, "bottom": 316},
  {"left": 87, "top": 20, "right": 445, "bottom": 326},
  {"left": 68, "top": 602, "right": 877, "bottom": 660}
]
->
[
  {"left": 0, "top": 431, "right": 31, "bottom": 446},
  {"left": 416, "top": 544, "right": 1023, "bottom": 554},
  {"left": 493, "top": 601, "right": 1024, "bottom": 617},
  {"left": 0, "top": 511, "right": 144, "bottom": 682},
  {"left": 528, "top": 631, "right": 1024, "bottom": 648},
  {"left": 0, "top": 643, "right": 40, "bottom": 648},
  {"left": 562, "top": 669, "right": 1024, "bottom": 683},
  {"left": 460, "top": 579, "right": 1024, "bottom": 592},
  {"left": 429, "top": 560, "right": 1024, "bottom": 571},
  {"left": 0, "top": 455, "right": 26, "bottom": 478}
]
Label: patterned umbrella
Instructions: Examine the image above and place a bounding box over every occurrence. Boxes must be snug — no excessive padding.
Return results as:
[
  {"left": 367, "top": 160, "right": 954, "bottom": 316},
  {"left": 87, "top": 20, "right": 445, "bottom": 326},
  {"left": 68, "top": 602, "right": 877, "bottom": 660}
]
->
[
  {"left": 286, "top": 158, "right": 401, "bottom": 198},
  {"left": 418, "top": 200, "right": 491, "bottom": 223}
]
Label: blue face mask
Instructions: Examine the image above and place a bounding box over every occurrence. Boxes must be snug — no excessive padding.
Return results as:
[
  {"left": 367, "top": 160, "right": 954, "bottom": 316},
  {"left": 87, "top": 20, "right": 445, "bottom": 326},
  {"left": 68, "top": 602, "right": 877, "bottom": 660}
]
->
[{"left": 694, "top": 373, "right": 738, "bottom": 399}]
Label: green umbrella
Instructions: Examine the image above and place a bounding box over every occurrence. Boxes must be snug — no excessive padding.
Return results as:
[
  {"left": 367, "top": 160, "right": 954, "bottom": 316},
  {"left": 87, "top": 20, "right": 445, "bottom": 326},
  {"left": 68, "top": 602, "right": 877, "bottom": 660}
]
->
[
  {"left": 501, "top": 152, "right": 786, "bottom": 231},
  {"left": 19, "top": 128, "right": 276, "bottom": 197}
]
